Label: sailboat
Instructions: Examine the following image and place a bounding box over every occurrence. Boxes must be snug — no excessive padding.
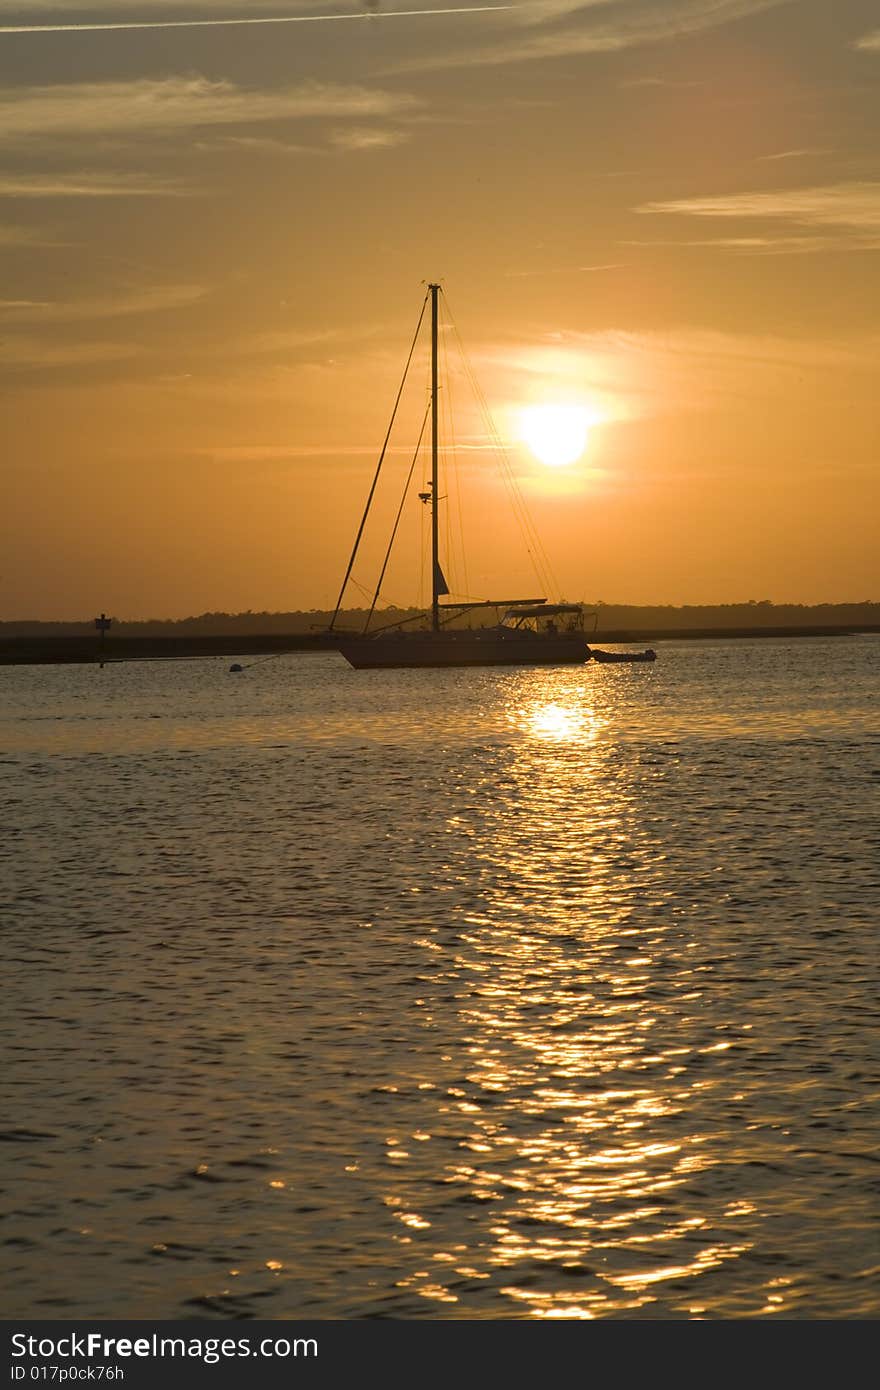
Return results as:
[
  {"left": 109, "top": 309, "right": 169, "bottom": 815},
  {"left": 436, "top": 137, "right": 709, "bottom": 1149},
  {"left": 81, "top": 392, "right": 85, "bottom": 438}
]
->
[{"left": 332, "top": 283, "right": 593, "bottom": 669}]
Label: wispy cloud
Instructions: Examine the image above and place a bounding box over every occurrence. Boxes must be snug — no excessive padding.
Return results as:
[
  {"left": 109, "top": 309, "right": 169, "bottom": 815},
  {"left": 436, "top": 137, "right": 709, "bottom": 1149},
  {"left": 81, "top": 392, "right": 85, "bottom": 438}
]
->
[
  {"left": 623, "top": 234, "right": 874, "bottom": 255},
  {"left": 240, "top": 327, "right": 340, "bottom": 356},
  {"left": 0, "top": 76, "right": 418, "bottom": 144},
  {"left": 0, "top": 284, "right": 207, "bottom": 323},
  {"left": 506, "top": 262, "right": 625, "bottom": 276},
  {"left": 195, "top": 443, "right": 416, "bottom": 462},
  {"left": 239, "top": 321, "right": 389, "bottom": 358},
  {"left": 472, "top": 326, "right": 880, "bottom": 432},
  {"left": 853, "top": 30, "right": 880, "bottom": 51},
  {"left": 639, "top": 182, "right": 880, "bottom": 231},
  {"left": 0, "top": 170, "right": 188, "bottom": 196},
  {"left": 327, "top": 126, "right": 410, "bottom": 151},
  {"left": 620, "top": 75, "right": 706, "bottom": 88},
  {"left": 756, "top": 147, "right": 830, "bottom": 162},
  {"left": 0, "top": 338, "right": 141, "bottom": 368},
  {"left": 194, "top": 134, "right": 313, "bottom": 156},
  {"left": 395, "top": 0, "right": 789, "bottom": 70}
]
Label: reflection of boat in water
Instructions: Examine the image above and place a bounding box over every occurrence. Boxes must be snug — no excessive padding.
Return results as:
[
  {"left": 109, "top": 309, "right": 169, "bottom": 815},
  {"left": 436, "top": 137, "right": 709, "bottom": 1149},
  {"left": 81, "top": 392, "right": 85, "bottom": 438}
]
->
[
  {"left": 332, "top": 283, "right": 593, "bottom": 670},
  {"left": 591, "top": 647, "right": 657, "bottom": 663}
]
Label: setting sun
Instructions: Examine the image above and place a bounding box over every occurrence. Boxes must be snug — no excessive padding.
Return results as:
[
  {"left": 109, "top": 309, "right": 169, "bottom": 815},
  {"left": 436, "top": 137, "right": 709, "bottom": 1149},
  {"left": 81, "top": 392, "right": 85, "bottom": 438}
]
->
[{"left": 519, "top": 404, "right": 594, "bottom": 468}]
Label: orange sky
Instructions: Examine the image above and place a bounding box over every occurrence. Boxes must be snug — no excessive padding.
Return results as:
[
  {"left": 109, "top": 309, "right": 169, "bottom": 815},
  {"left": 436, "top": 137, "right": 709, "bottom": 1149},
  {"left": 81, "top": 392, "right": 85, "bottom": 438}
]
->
[{"left": 1, "top": 0, "right": 878, "bottom": 619}]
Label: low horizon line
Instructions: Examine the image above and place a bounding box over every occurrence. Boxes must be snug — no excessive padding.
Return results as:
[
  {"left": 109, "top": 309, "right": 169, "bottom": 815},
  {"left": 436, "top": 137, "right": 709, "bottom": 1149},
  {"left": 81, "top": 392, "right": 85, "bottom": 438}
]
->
[{"left": 3, "top": 598, "right": 879, "bottom": 626}]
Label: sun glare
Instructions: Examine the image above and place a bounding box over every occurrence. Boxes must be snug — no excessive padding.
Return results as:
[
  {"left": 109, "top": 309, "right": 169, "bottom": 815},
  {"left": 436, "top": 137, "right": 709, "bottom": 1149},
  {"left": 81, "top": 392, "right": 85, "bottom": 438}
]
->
[{"left": 519, "top": 404, "right": 594, "bottom": 468}]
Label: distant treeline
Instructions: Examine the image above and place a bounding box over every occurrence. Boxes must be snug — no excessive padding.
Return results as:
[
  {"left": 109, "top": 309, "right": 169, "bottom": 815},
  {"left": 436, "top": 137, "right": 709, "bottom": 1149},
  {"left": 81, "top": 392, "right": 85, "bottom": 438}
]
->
[{"left": 3, "top": 601, "right": 879, "bottom": 637}]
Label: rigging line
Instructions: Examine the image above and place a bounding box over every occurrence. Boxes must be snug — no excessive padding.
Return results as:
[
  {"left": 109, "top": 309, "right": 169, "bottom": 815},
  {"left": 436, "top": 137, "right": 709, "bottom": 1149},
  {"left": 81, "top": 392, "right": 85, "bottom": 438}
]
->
[
  {"left": 464, "top": 355, "right": 554, "bottom": 594},
  {"left": 448, "top": 318, "right": 470, "bottom": 601},
  {"left": 365, "top": 398, "right": 431, "bottom": 634},
  {"left": 439, "top": 291, "right": 469, "bottom": 601},
  {"left": 418, "top": 382, "right": 430, "bottom": 611},
  {"left": 329, "top": 288, "right": 429, "bottom": 631},
  {"left": 439, "top": 297, "right": 453, "bottom": 596},
  {"left": 442, "top": 300, "right": 553, "bottom": 595},
  {"left": 419, "top": 460, "right": 427, "bottom": 611},
  {"left": 448, "top": 317, "right": 559, "bottom": 598},
  {"left": 494, "top": 416, "right": 557, "bottom": 596},
  {"left": 232, "top": 650, "right": 287, "bottom": 672},
  {"left": 350, "top": 572, "right": 415, "bottom": 609},
  {"left": 347, "top": 576, "right": 373, "bottom": 599},
  {"left": 472, "top": 355, "right": 558, "bottom": 596}
]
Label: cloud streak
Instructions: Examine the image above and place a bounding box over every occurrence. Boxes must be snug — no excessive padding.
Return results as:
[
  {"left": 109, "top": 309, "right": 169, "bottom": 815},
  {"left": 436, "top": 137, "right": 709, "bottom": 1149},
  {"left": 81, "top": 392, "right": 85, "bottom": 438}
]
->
[
  {"left": 0, "top": 338, "right": 141, "bottom": 368},
  {"left": 624, "top": 234, "right": 879, "bottom": 255},
  {"left": 394, "top": 0, "right": 790, "bottom": 70},
  {"left": 0, "top": 284, "right": 208, "bottom": 323},
  {"left": 639, "top": 182, "right": 880, "bottom": 231},
  {"left": 475, "top": 326, "right": 880, "bottom": 431},
  {"left": 0, "top": 5, "right": 515, "bottom": 36},
  {"left": 0, "top": 171, "right": 188, "bottom": 196},
  {"left": 756, "top": 147, "right": 830, "bottom": 162},
  {"left": 0, "top": 76, "right": 418, "bottom": 142},
  {"left": 328, "top": 126, "right": 410, "bottom": 150}
]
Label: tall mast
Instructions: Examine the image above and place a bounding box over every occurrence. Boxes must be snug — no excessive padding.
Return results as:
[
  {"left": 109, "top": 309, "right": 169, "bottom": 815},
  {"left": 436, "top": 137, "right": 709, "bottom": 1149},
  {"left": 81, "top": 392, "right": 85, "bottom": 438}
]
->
[{"left": 430, "top": 281, "right": 440, "bottom": 632}]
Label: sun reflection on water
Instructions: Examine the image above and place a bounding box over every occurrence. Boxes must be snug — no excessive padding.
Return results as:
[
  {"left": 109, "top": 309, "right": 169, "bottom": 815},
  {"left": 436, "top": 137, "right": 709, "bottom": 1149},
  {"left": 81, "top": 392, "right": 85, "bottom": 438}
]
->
[
  {"left": 4, "top": 649, "right": 873, "bottom": 1319},
  {"left": 372, "top": 670, "right": 763, "bottom": 1317},
  {"left": 519, "top": 700, "right": 607, "bottom": 744}
]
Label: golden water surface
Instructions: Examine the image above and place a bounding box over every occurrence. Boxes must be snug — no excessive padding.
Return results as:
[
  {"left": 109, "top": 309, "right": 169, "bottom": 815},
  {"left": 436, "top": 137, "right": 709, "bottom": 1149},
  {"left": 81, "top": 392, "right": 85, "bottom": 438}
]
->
[{"left": 1, "top": 638, "right": 878, "bottom": 1318}]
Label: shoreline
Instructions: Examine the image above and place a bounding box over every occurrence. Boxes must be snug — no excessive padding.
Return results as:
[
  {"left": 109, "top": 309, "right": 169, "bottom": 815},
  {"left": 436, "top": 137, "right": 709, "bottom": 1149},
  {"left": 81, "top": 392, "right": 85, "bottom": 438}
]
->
[{"left": 1, "top": 624, "right": 876, "bottom": 665}]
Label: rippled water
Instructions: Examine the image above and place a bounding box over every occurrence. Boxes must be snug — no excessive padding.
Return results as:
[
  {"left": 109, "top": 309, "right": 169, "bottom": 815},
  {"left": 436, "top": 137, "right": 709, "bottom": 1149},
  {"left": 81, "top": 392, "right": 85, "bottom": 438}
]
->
[{"left": 1, "top": 638, "right": 878, "bottom": 1319}]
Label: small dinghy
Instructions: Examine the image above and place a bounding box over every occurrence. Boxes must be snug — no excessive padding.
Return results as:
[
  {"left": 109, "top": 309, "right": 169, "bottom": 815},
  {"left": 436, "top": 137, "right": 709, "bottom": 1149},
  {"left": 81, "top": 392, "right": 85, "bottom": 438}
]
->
[{"left": 591, "top": 648, "right": 657, "bottom": 663}]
